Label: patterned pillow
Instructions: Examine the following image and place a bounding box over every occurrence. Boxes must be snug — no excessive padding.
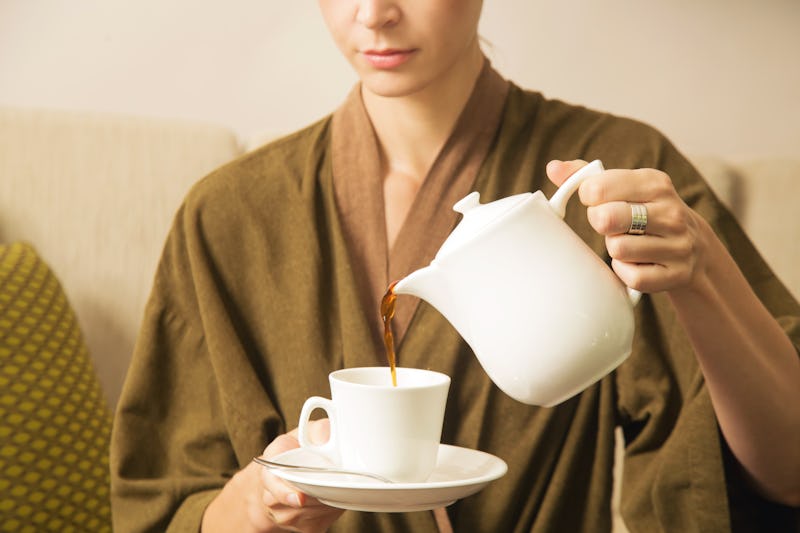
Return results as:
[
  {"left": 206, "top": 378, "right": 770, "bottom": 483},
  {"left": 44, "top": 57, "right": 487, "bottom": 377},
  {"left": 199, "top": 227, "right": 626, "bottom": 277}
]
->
[{"left": 0, "top": 242, "right": 112, "bottom": 532}]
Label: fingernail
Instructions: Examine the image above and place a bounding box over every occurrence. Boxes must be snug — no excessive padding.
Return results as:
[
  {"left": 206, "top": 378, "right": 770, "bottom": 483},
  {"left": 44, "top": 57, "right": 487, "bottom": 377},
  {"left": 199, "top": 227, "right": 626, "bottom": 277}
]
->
[{"left": 287, "top": 493, "right": 301, "bottom": 507}]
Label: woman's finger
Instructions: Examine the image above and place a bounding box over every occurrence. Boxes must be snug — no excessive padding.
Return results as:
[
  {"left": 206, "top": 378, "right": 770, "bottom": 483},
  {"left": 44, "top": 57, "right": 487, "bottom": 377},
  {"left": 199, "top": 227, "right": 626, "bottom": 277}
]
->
[
  {"left": 545, "top": 159, "right": 589, "bottom": 187},
  {"left": 605, "top": 232, "right": 694, "bottom": 266},
  {"left": 261, "top": 467, "right": 305, "bottom": 508},
  {"left": 256, "top": 420, "right": 343, "bottom": 532},
  {"left": 263, "top": 432, "right": 301, "bottom": 457},
  {"left": 263, "top": 495, "right": 343, "bottom": 533},
  {"left": 286, "top": 418, "right": 331, "bottom": 445},
  {"left": 610, "top": 258, "right": 695, "bottom": 294},
  {"left": 259, "top": 434, "right": 305, "bottom": 508},
  {"left": 578, "top": 168, "right": 673, "bottom": 206},
  {"left": 256, "top": 420, "right": 333, "bottom": 515},
  {"left": 587, "top": 195, "right": 694, "bottom": 238},
  {"left": 586, "top": 201, "right": 646, "bottom": 236}
]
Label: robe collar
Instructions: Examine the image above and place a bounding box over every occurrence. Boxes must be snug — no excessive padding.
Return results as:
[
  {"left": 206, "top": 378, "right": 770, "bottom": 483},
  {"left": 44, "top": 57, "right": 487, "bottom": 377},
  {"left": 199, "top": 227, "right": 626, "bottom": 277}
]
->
[{"left": 331, "top": 59, "right": 509, "bottom": 356}]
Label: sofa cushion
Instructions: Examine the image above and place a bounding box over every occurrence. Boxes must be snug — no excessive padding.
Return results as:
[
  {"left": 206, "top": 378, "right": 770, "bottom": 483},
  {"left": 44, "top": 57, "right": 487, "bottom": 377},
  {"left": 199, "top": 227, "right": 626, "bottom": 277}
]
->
[
  {"left": 0, "top": 106, "right": 243, "bottom": 406},
  {"left": 728, "top": 158, "right": 800, "bottom": 300},
  {"left": 0, "top": 242, "right": 112, "bottom": 532},
  {"left": 692, "top": 155, "right": 800, "bottom": 299}
]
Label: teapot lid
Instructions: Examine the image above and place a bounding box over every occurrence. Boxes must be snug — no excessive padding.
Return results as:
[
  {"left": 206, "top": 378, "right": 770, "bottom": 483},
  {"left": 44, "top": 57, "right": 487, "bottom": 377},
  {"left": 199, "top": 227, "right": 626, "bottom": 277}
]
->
[{"left": 436, "top": 191, "right": 533, "bottom": 258}]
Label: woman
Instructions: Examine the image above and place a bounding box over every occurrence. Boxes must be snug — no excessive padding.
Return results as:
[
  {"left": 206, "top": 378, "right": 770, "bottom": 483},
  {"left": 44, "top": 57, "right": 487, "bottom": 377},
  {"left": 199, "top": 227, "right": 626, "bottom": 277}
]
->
[{"left": 110, "top": 1, "right": 800, "bottom": 531}]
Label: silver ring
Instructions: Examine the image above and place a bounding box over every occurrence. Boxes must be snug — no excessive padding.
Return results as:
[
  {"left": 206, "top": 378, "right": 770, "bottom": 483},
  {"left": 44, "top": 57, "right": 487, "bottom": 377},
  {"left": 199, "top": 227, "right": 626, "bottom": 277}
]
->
[{"left": 628, "top": 203, "right": 648, "bottom": 235}]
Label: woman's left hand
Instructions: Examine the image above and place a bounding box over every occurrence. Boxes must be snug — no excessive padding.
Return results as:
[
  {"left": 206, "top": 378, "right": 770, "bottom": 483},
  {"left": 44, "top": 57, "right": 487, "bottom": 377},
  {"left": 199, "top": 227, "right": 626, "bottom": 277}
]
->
[{"left": 546, "top": 159, "right": 709, "bottom": 294}]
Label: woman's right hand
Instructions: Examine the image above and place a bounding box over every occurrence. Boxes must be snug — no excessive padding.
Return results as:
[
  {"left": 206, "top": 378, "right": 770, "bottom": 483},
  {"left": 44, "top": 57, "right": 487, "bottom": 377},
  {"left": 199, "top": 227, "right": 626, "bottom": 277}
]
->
[{"left": 202, "top": 419, "right": 344, "bottom": 532}]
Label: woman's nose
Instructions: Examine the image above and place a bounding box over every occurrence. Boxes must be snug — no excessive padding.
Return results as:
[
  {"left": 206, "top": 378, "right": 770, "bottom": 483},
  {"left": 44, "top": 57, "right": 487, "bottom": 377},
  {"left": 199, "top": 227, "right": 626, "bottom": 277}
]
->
[{"left": 355, "top": 0, "right": 400, "bottom": 29}]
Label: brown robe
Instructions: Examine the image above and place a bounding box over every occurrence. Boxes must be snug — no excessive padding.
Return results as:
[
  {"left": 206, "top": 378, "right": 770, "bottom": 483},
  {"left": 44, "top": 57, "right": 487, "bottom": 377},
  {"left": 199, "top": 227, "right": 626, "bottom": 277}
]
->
[{"left": 110, "top": 63, "right": 800, "bottom": 532}]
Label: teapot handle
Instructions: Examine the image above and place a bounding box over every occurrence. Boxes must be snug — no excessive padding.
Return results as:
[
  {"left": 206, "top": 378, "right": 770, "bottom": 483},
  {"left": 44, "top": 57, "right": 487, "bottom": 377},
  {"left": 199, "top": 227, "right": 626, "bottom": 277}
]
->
[
  {"left": 626, "top": 286, "right": 642, "bottom": 306},
  {"left": 548, "top": 159, "right": 605, "bottom": 218},
  {"left": 548, "top": 159, "right": 642, "bottom": 307}
]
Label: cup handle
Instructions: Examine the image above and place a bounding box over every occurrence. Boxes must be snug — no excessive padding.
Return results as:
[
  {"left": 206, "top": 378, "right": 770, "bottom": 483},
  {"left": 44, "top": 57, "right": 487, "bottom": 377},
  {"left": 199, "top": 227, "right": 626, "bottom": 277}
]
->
[
  {"left": 297, "top": 396, "right": 340, "bottom": 464},
  {"left": 548, "top": 159, "right": 642, "bottom": 307}
]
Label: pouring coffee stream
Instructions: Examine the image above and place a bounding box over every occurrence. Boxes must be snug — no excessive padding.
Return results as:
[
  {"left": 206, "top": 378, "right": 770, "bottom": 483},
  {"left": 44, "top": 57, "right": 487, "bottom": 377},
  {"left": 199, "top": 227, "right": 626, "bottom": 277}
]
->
[
  {"left": 380, "top": 280, "right": 399, "bottom": 387},
  {"left": 389, "top": 160, "right": 641, "bottom": 407}
]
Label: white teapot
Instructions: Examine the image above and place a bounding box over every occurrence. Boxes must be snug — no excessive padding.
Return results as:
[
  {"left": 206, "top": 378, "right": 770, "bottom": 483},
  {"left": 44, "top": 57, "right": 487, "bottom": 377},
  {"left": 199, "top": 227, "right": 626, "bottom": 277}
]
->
[{"left": 393, "top": 160, "right": 641, "bottom": 407}]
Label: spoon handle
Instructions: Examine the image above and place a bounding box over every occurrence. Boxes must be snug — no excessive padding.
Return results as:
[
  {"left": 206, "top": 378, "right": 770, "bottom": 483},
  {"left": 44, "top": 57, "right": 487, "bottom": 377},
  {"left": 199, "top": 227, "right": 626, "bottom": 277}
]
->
[{"left": 252, "top": 456, "right": 394, "bottom": 483}]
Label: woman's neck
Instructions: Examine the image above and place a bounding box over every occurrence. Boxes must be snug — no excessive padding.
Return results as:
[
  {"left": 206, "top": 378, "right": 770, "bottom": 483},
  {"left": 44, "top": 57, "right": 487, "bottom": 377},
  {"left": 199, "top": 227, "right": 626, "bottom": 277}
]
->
[{"left": 362, "top": 47, "right": 485, "bottom": 182}]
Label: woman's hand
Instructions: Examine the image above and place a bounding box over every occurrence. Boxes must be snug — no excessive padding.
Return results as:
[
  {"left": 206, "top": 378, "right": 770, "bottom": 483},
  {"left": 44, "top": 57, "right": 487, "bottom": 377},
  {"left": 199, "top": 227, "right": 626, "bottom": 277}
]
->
[
  {"left": 202, "top": 419, "right": 344, "bottom": 532},
  {"left": 546, "top": 159, "right": 709, "bottom": 294},
  {"left": 547, "top": 159, "right": 800, "bottom": 505}
]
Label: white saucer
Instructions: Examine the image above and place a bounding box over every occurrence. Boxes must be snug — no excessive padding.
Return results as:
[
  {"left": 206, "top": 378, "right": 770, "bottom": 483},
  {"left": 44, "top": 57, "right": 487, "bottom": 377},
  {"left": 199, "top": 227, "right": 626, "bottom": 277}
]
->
[{"left": 267, "top": 444, "right": 507, "bottom": 512}]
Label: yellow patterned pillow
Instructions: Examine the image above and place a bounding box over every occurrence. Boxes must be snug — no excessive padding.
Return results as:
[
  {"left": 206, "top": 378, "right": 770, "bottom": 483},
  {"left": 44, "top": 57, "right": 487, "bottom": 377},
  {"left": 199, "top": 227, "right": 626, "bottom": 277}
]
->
[{"left": 0, "top": 242, "right": 112, "bottom": 532}]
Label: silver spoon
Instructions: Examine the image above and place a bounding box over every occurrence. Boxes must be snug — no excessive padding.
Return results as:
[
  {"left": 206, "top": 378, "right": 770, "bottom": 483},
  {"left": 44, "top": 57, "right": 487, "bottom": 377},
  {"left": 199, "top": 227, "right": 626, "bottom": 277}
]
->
[{"left": 252, "top": 456, "right": 394, "bottom": 483}]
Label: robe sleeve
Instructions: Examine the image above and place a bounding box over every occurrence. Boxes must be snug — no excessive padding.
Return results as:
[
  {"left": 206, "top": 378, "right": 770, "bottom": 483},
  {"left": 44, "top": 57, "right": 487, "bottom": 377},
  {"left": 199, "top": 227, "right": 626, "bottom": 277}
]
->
[
  {"left": 109, "top": 201, "right": 229, "bottom": 532},
  {"left": 109, "top": 195, "right": 281, "bottom": 532},
  {"left": 614, "top": 141, "right": 800, "bottom": 532}
]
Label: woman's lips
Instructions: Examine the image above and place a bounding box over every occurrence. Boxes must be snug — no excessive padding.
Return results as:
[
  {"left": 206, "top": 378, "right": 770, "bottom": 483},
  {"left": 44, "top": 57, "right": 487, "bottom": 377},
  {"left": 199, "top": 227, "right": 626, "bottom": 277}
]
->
[{"left": 361, "top": 49, "right": 416, "bottom": 69}]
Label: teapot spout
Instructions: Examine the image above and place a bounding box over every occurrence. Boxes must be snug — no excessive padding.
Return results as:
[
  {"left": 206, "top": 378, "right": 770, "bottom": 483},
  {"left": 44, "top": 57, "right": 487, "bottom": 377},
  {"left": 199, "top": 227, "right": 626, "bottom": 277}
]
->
[
  {"left": 393, "top": 264, "right": 466, "bottom": 340},
  {"left": 393, "top": 264, "right": 443, "bottom": 302}
]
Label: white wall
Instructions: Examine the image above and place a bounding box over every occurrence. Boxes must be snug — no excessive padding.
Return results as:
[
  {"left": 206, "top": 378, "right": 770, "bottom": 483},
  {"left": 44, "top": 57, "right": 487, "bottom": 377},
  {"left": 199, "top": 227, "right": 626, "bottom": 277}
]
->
[{"left": 1, "top": 0, "right": 798, "bottom": 160}]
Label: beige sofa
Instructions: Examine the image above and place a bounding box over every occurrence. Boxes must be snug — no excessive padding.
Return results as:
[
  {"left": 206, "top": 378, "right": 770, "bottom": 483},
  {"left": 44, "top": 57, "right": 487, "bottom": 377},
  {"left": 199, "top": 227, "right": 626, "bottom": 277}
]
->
[
  {"left": 1, "top": 107, "right": 241, "bottom": 407},
  {"left": 1, "top": 106, "right": 797, "bottom": 530}
]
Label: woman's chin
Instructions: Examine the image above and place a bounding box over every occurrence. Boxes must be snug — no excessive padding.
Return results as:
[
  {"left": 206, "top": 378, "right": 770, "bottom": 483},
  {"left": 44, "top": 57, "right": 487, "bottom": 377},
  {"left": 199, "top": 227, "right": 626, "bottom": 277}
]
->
[{"left": 360, "top": 73, "right": 433, "bottom": 100}]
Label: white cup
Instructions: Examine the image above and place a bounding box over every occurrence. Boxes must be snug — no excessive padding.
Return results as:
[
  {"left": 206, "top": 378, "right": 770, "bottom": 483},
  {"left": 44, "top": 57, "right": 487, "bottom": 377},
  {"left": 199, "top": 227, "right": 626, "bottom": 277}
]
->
[{"left": 298, "top": 367, "right": 451, "bottom": 483}]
